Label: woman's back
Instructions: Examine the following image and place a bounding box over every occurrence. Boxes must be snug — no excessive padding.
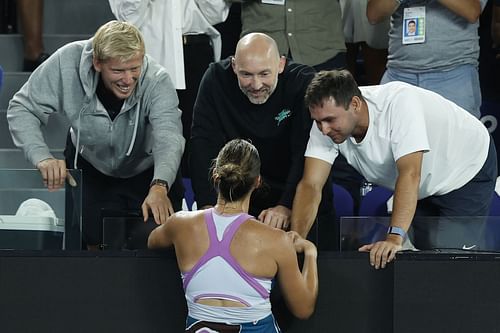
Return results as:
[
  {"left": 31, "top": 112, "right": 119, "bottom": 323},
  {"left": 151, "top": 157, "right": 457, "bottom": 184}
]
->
[
  {"left": 169, "top": 208, "right": 284, "bottom": 285},
  {"left": 147, "top": 139, "right": 318, "bottom": 332}
]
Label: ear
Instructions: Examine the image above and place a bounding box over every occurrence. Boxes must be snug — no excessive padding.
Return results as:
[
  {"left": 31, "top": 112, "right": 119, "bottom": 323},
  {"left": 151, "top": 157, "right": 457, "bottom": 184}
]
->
[
  {"left": 93, "top": 56, "right": 101, "bottom": 72},
  {"left": 278, "top": 56, "right": 286, "bottom": 74},
  {"left": 231, "top": 56, "right": 237, "bottom": 74},
  {"left": 254, "top": 175, "right": 262, "bottom": 189},
  {"left": 351, "top": 96, "right": 362, "bottom": 112}
]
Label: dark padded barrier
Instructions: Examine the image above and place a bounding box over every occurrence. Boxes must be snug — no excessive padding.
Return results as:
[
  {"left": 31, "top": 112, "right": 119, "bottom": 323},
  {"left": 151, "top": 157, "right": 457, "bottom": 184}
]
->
[
  {"left": 0, "top": 250, "right": 498, "bottom": 332},
  {"left": 394, "top": 252, "right": 500, "bottom": 333}
]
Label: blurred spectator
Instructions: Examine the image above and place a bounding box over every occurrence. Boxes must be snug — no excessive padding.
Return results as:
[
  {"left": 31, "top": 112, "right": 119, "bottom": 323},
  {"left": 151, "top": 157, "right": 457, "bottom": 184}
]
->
[
  {"left": 340, "top": 0, "right": 389, "bottom": 84},
  {"left": 367, "top": 0, "right": 488, "bottom": 118},
  {"left": 17, "top": 0, "right": 49, "bottom": 71},
  {"left": 228, "top": 0, "right": 346, "bottom": 70}
]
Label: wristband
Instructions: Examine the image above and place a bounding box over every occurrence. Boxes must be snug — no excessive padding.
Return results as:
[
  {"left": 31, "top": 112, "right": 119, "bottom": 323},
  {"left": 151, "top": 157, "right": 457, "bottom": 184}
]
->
[
  {"left": 150, "top": 179, "right": 169, "bottom": 190},
  {"left": 387, "top": 226, "right": 406, "bottom": 238}
]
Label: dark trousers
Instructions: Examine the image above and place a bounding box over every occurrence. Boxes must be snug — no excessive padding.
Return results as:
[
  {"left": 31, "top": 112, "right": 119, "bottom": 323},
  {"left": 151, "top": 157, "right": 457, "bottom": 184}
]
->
[
  {"left": 412, "top": 137, "right": 498, "bottom": 250},
  {"left": 178, "top": 34, "right": 214, "bottom": 177},
  {"left": 64, "top": 134, "right": 183, "bottom": 247}
]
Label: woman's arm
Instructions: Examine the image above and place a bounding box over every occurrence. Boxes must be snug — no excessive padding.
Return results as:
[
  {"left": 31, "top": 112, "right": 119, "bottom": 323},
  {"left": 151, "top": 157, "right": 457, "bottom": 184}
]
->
[
  {"left": 147, "top": 216, "right": 176, "bottom": 249},
  {"left": 274, "top": 231, "right": 318, "bottom": 319}
]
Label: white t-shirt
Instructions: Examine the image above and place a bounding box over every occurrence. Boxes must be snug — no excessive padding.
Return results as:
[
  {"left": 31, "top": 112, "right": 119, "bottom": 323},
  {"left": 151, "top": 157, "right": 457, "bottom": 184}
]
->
[
  {"left": 305, "top": 81, "right": 490, "bottom": 199},
  {"left": 109, "top": 0, "right": 229, "bottom": 89}
]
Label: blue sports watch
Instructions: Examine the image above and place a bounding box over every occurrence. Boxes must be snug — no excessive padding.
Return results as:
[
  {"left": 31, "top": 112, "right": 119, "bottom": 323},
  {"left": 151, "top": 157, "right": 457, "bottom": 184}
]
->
[{"left": 387, "top": 226, "right": 406, "bottom": 238}]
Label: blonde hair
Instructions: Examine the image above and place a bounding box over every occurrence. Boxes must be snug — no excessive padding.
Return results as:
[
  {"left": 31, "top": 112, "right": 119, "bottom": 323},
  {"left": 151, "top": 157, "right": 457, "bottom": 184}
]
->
[{"left": 92, "top": 20, "right": 145, "bottom": 62}]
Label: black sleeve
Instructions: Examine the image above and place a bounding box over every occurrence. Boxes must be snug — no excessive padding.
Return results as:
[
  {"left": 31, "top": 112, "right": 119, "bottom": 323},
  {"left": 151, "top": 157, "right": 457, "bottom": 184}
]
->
[
  {"left": 278, "top": 65, "right": 315, "bottom": 208},
  {"left": 189, "top": 65, "right": 226, "bottom": 207}
]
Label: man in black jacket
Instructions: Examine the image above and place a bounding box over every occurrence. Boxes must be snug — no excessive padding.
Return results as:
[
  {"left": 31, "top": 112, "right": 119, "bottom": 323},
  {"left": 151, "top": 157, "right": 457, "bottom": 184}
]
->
[{"left": 190, "top": 33, "right": 334, "bottom": 234}]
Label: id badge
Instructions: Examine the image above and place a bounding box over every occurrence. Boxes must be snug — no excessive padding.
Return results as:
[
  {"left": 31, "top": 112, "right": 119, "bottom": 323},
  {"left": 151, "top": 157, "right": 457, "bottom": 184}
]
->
[
  {"left": 402, "top": 6, "right": 425, "bottom": 44},
  {"left": 262, "top": 0, "right": 285, "bottom": 5}
]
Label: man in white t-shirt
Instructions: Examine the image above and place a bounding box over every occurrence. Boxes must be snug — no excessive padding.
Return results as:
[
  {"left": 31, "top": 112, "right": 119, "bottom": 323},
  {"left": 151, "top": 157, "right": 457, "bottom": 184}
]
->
[{"left": 291, "top": 70, "right": 497, "bottom": 269}]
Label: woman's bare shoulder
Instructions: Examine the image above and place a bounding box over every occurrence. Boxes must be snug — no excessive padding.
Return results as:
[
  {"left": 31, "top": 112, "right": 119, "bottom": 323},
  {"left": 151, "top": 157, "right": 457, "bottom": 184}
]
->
[
  {"left": 166, "top": 209, "right": 208, "bottom": 227},
  {"left": 242, "top": 219, "right": 289, "bottom": 244}
]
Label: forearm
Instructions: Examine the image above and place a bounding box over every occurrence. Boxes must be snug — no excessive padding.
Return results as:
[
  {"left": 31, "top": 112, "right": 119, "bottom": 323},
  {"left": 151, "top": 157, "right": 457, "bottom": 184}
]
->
[
  {"left": 7, "top": 97, "right": 52, "bottom": 166},
  {"left": 367, "top": 0, "right": 398, "bottom": 24},
  {"left": 388, "top": 174, "right": 419, "bottom": 238},
  {"left": 437, "top": 0, "right": 481, "bottom": 23},
  {"left": 301, "top": 247, "right": 318, "bottom": 299},
  {"left": 291, "top": 181, "right": 322, "bottom": 238}
]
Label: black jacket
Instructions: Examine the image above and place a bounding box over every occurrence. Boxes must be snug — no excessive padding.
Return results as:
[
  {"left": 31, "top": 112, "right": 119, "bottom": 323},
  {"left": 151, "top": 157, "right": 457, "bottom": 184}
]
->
[{"left": 189, "top": 57, "right": 315, "bottom": 215}]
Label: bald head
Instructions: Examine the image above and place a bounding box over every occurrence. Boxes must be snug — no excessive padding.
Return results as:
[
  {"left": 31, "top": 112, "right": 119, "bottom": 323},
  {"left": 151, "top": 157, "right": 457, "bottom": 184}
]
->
[
  {"left": 232, "top": 33, "right": 285, "bottom": 104},
  {"left": 234, "top": 33, "right": 281, "bottom": 63}
]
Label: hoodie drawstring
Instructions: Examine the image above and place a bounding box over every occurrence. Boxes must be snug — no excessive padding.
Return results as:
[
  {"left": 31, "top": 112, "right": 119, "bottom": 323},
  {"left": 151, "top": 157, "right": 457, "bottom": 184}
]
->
[
  {"left": 71, "top": 99, "right": 139, "bottom": 168},
  {"left": 72, "top": 106, "right": 86, "bottom": 169},
  {"left": 126, "top": 101, "right": 140, "bottom": 156}
]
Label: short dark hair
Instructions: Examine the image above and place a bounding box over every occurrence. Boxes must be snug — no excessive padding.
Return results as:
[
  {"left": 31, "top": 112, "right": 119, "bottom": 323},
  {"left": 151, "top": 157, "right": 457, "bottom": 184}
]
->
[
  {"left": 304, "top": 70, "right": 364, "bottom": 110},
  {"left": 211, "top": 139, "right": 261, "bottom": 202}
]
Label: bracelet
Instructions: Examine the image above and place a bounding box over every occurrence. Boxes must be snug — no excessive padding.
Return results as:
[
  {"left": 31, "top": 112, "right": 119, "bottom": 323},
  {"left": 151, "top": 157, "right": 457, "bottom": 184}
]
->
[
  {"left": 150, "top": 179, "right": 168, "bottom": 190},
  {"left": 387, "top": 226, "right": 406, "bottom": 238}
]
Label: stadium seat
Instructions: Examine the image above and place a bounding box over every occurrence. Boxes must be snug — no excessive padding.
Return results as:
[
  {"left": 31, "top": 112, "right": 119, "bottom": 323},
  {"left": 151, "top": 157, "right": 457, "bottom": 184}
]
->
[
  {"left": 333, "top": 183, "right": 354, "bottom": 217},
  {"left": 359, "top": 186, "right": 393, "bottom": 216}
]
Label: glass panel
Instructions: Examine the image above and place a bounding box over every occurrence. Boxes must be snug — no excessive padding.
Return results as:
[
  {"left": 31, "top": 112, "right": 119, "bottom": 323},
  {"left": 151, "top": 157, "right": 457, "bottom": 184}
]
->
[
  {"left": 0, "top": 169, "right": 81, "bottom": 250},
  {"left": 340, "top": 216, "right": 500, "bottom": 252},
  {"left": 102, "top": 216, "right": 156, "bottom": 250}
]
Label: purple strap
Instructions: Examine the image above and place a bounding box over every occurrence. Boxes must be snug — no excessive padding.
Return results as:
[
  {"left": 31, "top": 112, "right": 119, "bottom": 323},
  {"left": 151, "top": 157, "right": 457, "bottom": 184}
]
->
[{"left": 183, "top": 209, "right": 270, "bottom": 299}]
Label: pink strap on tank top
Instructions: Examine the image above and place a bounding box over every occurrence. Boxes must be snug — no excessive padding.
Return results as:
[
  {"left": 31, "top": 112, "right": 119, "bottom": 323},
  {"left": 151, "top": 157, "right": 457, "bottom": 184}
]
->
[{"left": 182, "top": 209, "right": 270, "bottom": 299}]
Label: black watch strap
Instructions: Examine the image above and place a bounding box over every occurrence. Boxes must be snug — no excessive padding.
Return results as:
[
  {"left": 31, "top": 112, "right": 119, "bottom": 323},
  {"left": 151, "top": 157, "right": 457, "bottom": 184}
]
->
[{"left": 150, "top": 179, "right": 169, "bottom": 189}]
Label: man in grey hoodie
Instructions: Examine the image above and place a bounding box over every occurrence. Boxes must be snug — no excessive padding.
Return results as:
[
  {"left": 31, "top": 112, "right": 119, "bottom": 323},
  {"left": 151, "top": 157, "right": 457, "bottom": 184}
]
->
[{"left": 7, "top": 21, "right": 185, "bottom": 249}]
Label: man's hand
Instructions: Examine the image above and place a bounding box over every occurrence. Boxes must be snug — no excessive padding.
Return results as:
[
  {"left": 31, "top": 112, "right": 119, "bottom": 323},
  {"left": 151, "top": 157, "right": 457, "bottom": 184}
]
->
[
  {"left": 258, "top": 205, "right": 291, "bottom": 230},
  {"left": 141, "top": 185, "right": 174, "bottom": 225},
  {"left": 37, "top": 158, "right": 76, "bottom": 191},
  {"left": 358, "top": 234, "right": 403, "bottom": 269}
]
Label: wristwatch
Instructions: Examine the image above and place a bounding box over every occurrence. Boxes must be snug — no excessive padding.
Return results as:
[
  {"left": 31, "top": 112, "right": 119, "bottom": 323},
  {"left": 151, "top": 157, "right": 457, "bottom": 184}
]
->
[
  {"left": 150, "top": 179, "right": 169, "bottom": 190},
  {"left": 387, "top": 226, "right": 406, "bottom": 238}
]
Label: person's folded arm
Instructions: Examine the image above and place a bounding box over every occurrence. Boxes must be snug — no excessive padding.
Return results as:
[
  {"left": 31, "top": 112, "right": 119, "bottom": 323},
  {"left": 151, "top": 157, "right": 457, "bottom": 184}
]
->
[
  {"left": 437, "top": 0, "right": 482, "bottom": 23},
  {"left": 108, "top": 0, "right": 150, "bottom": 26}
]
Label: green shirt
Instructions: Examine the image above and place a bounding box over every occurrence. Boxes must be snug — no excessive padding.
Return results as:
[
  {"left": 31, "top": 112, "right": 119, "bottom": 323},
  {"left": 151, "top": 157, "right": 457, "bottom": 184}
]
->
[{"left": 237, "top": 0, "right": 346, "bottom": 66}]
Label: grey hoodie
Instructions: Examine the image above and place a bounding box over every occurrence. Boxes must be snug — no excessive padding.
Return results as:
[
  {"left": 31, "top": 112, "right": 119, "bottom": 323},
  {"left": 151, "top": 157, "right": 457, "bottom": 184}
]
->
[{"left": 7, "top": 38, "right": 185, "bottom": 187}]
